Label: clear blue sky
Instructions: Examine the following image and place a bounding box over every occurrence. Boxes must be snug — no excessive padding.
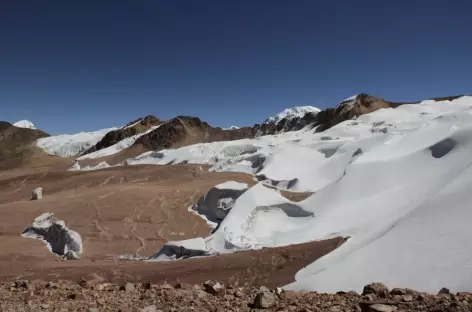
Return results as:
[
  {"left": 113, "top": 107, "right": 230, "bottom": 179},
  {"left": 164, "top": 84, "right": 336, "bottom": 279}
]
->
[{"left": 1, "top": 0, "right": 470, "bottom": 134}]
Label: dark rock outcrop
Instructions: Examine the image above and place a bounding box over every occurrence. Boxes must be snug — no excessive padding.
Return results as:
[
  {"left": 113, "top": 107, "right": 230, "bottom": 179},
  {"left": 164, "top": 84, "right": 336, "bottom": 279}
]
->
[{"left": 81, "top": 115, "right": 161, "bottom": 156}]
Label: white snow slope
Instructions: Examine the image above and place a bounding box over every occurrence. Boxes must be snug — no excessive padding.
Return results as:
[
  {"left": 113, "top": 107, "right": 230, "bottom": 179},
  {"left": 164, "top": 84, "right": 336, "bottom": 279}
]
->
[
  {"left": 74, "top": 96, "right": 472, "bottom": 293},
  {"left": 264, "top": 106, "right": 321, "bottom": 124},
  {"left": 37, "top": 127, "right": 117, "bottom": 157},
  {"left": 13, "top": 120, "right": 36, "bottom": 129}
]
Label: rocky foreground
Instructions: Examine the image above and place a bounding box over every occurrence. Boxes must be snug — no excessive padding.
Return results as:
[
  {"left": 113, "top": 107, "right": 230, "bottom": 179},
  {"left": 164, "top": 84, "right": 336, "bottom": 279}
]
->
[{"left": 1, "top": 280, "right": 471, "bottom": 312}]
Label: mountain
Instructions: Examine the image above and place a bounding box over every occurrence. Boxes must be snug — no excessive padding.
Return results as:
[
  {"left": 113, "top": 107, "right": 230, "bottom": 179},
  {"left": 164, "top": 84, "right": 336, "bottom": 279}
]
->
[
  {"left": 36, "top": 127, "right": 118, "bottom": 157},
  {"left": 3, "top": 93, "right": 472, "bottom": 294},
  {"left": 13, "top": 120, "right": 36, "bottom": 129},
  {"left": 264, "top": 106, "right": 321, "bottom": 124},
  {"left": 0, "top": 121, "right": 49, "bottom": 168},
  {"left": 80, "top": 115, "right": 161, "bottom": 156}
]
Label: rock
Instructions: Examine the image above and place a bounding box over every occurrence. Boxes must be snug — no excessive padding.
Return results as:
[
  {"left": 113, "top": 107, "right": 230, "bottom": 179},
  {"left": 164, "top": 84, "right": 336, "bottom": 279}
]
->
[
  {"left": 202, "top": 281, "right": 224, "bottom": 295},
  {"left": 93, "top": 283, "right": 111, "bottom": 291},
  {"left": 160, "top": 283, "right": 174, "bottom": 290},
  {"left": 368, "top": 304, "right": 397, "bottom": 312},
  {"left": 253, "top": 292, "right": 277, "bottom": 309},
  {"left": 259, "top": 286, "right": 270, "bottom": 293},
  {"left": 364, "top": 294, "right": 377, "bottom": 301},
  {"left": 348, "top": 290, "right": 360, "bottom": 296},
  {"left": 88, "top": 308, "right": 99, "bottom": 312},
  {"left": 12, "top": 280, "right": 29, "bottom": 289},
  {"left": 193, "top": 289, "right": 208, "bottom": 299},
  {"left": 32, "top": 187, "right": 43, "bottom": 200},
  {"left": 438, "top": 287, "right": 450, "bottom": 295},
  {"left": 175, "top": 282, "right": 193, "bottom": 290},
  {"left": 234, "top": 290, "right": 245, "bottom": 298},
  {"left": 398, "top": 294, "right": 412, "bottom": 302},
  {"left": 120, "top": 282, "right": 135, "bottom": 292},
  {"left": 141, "top": 282, "right": 151, "bottom": 290},
  {"left": 363, "top": 283, "right": 389, "bottom": 298},
  {"left": 280, "top": 290, "right": 300, "bottom": 300},
  {"left": 390, "top": 288, "right": 407, "bottom": 296},
  {"left": 141, "top": 305, "right": 158, "bottom": 312}
]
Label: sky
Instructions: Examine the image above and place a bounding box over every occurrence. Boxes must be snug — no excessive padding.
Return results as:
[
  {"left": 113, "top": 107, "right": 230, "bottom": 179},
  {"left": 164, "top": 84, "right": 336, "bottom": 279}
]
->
[{"left": 1, "top": 0, "right": 471, "bottom": 134}]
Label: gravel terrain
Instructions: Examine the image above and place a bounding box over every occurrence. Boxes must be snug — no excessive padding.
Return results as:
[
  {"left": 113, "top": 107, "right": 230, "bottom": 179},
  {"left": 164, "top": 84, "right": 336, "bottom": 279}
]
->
[{"left": 2, "top": 280, "right": 471, "bottom": 312}]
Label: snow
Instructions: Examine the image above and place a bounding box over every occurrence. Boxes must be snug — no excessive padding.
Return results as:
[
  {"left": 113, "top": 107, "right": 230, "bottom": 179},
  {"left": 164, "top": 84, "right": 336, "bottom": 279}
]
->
[
  {"left": 77, "top": 125, "right": 161, "bottom": 160},
  {"left": 21, "top": 212, "right": 83, "bottom": 259},
  {"left": 223, "top": 125, "right": 240, "bottom": 130},
  {"left": 13, "top": 120, "right": 36, "bottom": 129},
  {"left": 143, "top": 95, "right": 472, "bottom": 293},
  {"left": 187, "top": 181, "right": 249, "bottom": 231},
  {"left": 264, "top": 106, "right": 321, "bottom": 124},
  {"left": 215, "top": 181, "right": 248, "bottom": 190},
  {"left": 37, "top": 127, "right": 117, "bottom": 157}
]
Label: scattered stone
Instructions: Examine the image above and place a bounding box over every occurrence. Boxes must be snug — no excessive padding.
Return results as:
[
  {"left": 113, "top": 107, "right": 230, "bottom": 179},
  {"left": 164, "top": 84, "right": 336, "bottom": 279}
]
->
[
  {"left": 174, "top": 282, "right": 193, "bottom": 290},
  {"left": 120, "top": 282, "right": 135, "bottom": 292},
  {"left": 253, "top": 291, "right": 277, "bottom": 309},
  {"left": 363, "top": 283, "right": 389, "bottom": 298},
  {"left": 438, "top": 287, "right": 450, "bottom": 295},
  {"left": 160, "top": 283, "right": 174, "bottom": 290},
  {"left": 0, "top": 281, "right": 470, "bottom": 311},
  {"left": 141, "top": 282, "right": 152, "bottom": 290},
  {"left": 364, "top": 294, "right": 377, "bottom": 301},
  {"left": 368, "top": 304, "right": 397, "bottom": 312},
  {"left": 32, "top": 187, "right": 43, "bottom": 200},
  {"left": 141, "top": 305, "right": 158, "bottom": 312},
  {"left": 202, "top": 281, "right": 224, "bottom": 295},
  {"left": 390, "top": 288, "right": 407, "bottom": 296},
  {"left": 12, "top": 280, "right": 29, "bottom": 289}
]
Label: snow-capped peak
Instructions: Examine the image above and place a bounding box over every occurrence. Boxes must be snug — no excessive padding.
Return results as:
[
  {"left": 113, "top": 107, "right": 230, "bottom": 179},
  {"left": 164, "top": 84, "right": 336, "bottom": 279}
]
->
[
  {"left": 224, "top": 125, "right": 240, "bottom": 130},
  {"left": 264, "top": 106, "right": 321, "bottom": 124},
  {"left": 13, "top": 120, "right": 36, "bottom": 129}
]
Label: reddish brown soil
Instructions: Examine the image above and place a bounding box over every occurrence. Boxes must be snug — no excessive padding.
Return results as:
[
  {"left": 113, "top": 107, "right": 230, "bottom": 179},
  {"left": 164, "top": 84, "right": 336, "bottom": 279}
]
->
[{"left": 0, "top": 162, "right": 340, "bottom": 289}]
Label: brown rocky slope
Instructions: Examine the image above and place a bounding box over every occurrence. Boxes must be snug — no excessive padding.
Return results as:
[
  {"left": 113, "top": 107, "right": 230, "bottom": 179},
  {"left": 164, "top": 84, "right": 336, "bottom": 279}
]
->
[
  {"left": 2, "top": 280, "right": 470, "bottom": 312},
  {"left": 0, "top": 121, "right": 50, "bottom": 170}
]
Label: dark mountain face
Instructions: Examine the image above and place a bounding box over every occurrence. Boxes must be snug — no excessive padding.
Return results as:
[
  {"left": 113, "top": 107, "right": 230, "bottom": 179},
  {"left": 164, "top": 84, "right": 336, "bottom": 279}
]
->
[
  {"left": 134, "top": 116, "right": 253, "bottom": 151},
  {"left": 131, "top": 94, "right": 416, "bottom": 153},
  {"left": 80, "top": 115, "right": 161, "bottom": 156},
  {"left": 77, "top": 93, "right": 469, "bottom": 160}
]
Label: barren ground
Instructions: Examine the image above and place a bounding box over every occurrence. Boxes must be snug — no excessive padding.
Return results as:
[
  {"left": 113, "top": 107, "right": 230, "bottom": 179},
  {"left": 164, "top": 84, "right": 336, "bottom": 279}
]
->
[{"left": 0, "top": 161, "right": 337, "bottom": 289}]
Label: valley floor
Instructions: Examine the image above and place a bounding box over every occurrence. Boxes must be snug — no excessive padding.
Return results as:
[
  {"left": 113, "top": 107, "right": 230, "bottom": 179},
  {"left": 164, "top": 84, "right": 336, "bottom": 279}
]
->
[{"left": 0, "top": 163, "right": 339, "bottom": 289}]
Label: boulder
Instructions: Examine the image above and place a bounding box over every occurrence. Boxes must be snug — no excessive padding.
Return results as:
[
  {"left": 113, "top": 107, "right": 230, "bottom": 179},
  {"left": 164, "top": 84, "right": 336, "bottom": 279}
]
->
[
  {"left": 363, "top": 283, "right": 389, "bottom": 298},
  {"left": 253, "top": 291, "right": 277, "bottom": 309},
  {"left": 32, "top": 187, "right": 43, "bottom": 200}
]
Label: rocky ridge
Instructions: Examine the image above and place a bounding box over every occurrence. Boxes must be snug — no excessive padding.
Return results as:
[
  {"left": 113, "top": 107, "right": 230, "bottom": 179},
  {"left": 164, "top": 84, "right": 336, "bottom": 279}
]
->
[
  {"left": 0, "top": 121, "right": 49, "bottom": 168},
  {"left": 2, "top": 280, "right": 470, "bottom": 312},
  {"left": 81, "top": 115, "right": 161, "bottom": 156}
]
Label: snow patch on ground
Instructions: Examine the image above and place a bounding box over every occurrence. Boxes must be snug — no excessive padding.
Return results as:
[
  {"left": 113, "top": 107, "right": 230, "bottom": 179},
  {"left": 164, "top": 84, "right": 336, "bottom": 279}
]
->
[{"left": 21, "top": 212, "right": 83, "bottom": 259}]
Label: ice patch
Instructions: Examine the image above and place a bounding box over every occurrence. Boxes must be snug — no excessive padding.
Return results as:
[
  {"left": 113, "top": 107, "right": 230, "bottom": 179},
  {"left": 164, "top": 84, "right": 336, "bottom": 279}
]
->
[
  {"left": 21, "top": 212, "right": 83, "bottom": 259},
  {"left": 37, "top": 127, "right": 117, "bottom": 157}
]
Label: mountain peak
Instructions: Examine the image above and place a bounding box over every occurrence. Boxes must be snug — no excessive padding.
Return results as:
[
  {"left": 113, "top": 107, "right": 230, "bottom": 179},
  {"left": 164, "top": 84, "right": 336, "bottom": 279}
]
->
[
  {"left": 13, "top": 120, "right": 36, "bottom": 130},
  {"left": 264, "top": 106, "right": 321, "bottom": 124}
]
